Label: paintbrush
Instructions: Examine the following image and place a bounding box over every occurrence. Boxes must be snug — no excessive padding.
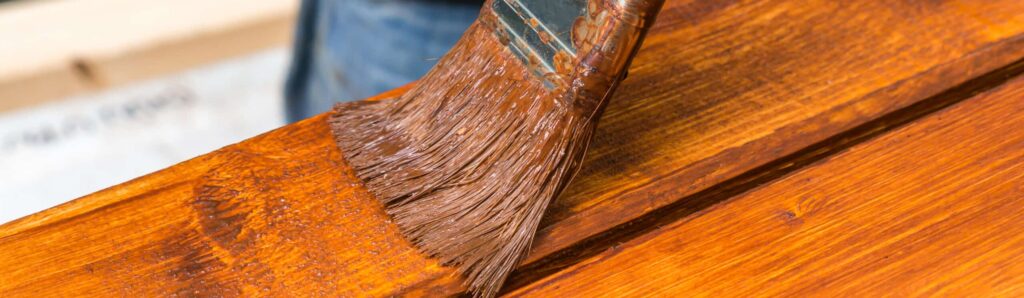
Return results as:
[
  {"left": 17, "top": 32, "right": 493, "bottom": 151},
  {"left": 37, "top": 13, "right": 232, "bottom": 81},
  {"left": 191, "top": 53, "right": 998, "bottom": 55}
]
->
[{"left": 329, "top": 0, "right": 665, "bottom": 296}]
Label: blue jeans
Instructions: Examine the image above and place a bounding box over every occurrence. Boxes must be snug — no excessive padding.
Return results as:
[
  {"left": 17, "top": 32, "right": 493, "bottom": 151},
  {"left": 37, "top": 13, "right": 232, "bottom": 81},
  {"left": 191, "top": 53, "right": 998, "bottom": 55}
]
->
[{"left": 284, "top": 0, "right": 481, "bottom": 122}]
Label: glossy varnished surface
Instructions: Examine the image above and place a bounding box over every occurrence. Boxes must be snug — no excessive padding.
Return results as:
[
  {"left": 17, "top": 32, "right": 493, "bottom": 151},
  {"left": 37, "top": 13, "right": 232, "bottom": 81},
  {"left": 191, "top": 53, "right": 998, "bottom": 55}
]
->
[
  {"left": 530, "top": 0, "right": 1024, "bottom": 263},
  {"left": 4, "top": 0, "right": 1024, "bottom": 296},
  {"left": 512, "top": 74, "right": 1024, "bottom": 298}
]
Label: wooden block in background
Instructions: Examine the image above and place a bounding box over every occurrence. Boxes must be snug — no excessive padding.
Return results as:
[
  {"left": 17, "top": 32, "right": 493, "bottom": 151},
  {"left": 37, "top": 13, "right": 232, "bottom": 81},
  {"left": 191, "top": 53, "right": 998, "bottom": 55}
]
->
[
  {"left": 0, "top": 48, "right": 290, "bottom": 223},
  {"left": 0, "top": 0, "right": 297, "bottom": 112}
]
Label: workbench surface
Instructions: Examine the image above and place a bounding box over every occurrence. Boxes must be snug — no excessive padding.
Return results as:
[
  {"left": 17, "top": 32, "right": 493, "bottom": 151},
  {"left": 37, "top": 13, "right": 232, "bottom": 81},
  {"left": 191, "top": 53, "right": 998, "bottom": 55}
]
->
[{"left": 4, "top": 0, "right": 1024, "bottom": 296}]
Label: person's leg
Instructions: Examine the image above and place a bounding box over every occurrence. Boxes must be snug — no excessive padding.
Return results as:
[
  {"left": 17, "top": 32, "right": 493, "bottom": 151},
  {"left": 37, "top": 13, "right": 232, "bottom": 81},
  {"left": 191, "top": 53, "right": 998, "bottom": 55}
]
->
[{"left": 284, "top": 0, "right": 481, "bottom": 123}]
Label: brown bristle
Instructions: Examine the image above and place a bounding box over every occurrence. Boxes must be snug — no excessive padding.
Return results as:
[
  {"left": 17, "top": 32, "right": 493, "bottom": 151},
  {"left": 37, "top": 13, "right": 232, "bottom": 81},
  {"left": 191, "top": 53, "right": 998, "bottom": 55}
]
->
[
  {"left": 329, "top": 19, "right": 600, "bottom": 296},
  {"left": 327, "top": 0, "right": 670, "bottom": 294}
]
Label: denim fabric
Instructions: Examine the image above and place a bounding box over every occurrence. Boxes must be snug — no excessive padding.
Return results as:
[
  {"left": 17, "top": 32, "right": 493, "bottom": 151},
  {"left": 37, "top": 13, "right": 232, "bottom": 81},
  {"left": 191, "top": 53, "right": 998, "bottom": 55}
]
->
[{"left": 284, "top": 0, "right": 481, "bottom": 122}]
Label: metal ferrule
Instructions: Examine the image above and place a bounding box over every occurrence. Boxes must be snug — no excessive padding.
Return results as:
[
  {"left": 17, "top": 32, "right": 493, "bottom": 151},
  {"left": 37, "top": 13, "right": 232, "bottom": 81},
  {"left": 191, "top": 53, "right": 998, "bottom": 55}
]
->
[{"left": 489, "top": 0, "right": 665, "bottom": 104}]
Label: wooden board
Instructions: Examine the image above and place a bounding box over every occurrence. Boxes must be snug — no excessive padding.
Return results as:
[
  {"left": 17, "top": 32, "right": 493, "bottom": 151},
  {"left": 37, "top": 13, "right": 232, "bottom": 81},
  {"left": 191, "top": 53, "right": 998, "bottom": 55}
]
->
[
  {"left": 3, "top": 0, "right": 1024, "bottom": 296},
  {"left": 0, "top": 89, "right": 467, "bottom": 296},
  {"left": 0, "top": 0, "right": 297, "bottom": 112},
  {"left": 525, "top": 0, "right": 1024, "bottom": 266},
  {"left": 510, "top": 70, "right": 1024, "bottom": 298}
]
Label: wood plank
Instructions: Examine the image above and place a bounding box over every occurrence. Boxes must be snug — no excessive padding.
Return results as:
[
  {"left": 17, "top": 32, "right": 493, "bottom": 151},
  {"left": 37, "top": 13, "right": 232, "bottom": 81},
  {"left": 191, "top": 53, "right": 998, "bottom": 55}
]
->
[
  {"left": 0, "top": 88, "right": 467, "bottom": 296},
  {"left": 3, "top": 0, "right": 1024, "bottom": 296},
  {"left": 525, "top": 0, "right": 1024, "bottom": 267},
  {"left": 0, "top": 0, "right": 297, "bottom": 112},
  {"left": 510, "top": 72, "right": 1024, "bottom": 297}
]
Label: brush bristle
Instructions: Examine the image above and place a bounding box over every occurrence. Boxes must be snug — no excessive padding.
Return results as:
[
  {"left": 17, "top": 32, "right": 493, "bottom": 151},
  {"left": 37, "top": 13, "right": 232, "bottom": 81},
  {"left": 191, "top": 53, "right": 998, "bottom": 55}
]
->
[{"left": 329, "top": 18, "right": 600, "bottom": 297}]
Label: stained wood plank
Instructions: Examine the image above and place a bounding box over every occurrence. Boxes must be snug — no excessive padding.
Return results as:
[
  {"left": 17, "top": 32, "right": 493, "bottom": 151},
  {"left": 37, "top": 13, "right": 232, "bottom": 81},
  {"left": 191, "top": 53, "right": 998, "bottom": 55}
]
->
[
  {"left": 3, "top": 0, "right": 1024, "bottom": 296},
  {"left": 0, "top": 89, "right": 465, "bottom": 296},
  {"left": 527, "top": 0, "right": 1024, "bottom": 266},
  {"left": 511, "top": 73, "right": 1024, "bottom": 297}
]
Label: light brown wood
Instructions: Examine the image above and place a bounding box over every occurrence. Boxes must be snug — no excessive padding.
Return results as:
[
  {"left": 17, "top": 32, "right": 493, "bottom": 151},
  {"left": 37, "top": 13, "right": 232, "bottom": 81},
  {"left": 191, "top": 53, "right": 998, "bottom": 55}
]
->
[
  {"left": 527, "top": 0, "right": 1024, "bottom": 266},
  {"left": 3, "top": 0, "right": 1024, "bottom": 296},
  {"left": 0, "top": 89, "right": 466, "bottom": 297},
  {"left": 0, "top": 0, "right": 297, "bottom": 112},
  {"left": 511, "top": 72, "right": 1024, "bottom": 298}
]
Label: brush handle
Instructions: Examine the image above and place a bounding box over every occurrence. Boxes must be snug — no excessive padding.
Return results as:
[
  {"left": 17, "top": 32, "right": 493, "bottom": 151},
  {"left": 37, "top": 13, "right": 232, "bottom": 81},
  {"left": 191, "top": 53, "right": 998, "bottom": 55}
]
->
[{"left": 487, "top": 0, "right": 666, "bottom": 111}]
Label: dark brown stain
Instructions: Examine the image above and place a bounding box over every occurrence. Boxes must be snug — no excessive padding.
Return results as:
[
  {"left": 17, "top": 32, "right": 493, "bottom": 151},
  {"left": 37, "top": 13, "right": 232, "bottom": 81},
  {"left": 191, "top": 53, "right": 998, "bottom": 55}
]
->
[
  {"left": 776, "top": 210, "right": 804, "bottom": 226},
  {"left": 193, "top": 185, "right": 252, "bottom": 254},
  {"left": 191, "top": 152, "right": 269, "bottom": 255},
  {"left": 162, "top": 235, "right": 241, "bottom": 298},
  {"left": 175, "top": 150, "right": 285, "bottom": 296},
  {"left": 328, "top": 1, "right": 665, "bottom": 296}
]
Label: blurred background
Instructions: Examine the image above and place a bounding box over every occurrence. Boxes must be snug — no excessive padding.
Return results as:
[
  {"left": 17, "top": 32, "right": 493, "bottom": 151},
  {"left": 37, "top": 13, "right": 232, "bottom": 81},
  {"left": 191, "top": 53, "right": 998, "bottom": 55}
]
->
[{"left": 0, "top": 0, "right": 481, "bottom": 223}]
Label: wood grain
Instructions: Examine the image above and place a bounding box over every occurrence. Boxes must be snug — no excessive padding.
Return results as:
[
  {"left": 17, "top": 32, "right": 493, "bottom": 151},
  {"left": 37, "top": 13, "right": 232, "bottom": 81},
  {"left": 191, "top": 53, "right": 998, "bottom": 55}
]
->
[
  {"left": 3, "top": 0, "right": 1024, "bottom": 296},
  {"left": 511, "top": 71, "right": 1024, "bottom": 298},
  {"left": 526, "top": 0, "right": 1024, "bottom": 266},
  {"left": 0, "top": 90, "right": 463, "bottom": 296}
]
